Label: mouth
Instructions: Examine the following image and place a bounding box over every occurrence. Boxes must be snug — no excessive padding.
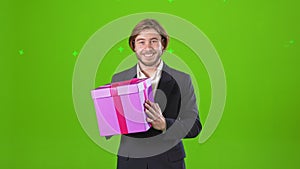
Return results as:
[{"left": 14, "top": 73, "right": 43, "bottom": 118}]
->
[{"left": 144, "top": 53, "right": 154, "bottom": 57}]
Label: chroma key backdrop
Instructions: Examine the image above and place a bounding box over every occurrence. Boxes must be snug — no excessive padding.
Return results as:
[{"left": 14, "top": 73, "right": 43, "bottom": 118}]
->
[{"left": 1, "top": 0, "right": 299, "bottom": 169}]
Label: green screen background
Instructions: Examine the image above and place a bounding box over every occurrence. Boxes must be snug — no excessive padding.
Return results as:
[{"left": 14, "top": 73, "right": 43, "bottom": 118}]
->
[{"left": 1, "top": 0, "right": 299, "bottom": 168}]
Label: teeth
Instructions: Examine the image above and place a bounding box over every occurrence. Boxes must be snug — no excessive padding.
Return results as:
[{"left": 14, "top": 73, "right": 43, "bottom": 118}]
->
[{"left": 144, "top": 54, "right": 153, "bottom": 57}]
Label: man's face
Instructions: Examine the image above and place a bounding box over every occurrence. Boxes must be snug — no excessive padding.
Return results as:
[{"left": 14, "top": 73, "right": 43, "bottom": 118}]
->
[{"left": 134, "top": 28, "right": 164, "bottom": 67}]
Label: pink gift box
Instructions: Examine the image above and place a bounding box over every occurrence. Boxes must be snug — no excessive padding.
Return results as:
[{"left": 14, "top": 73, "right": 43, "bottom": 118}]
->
[{"left": 91, "top": 78, "right": 154, "bottom": 136}]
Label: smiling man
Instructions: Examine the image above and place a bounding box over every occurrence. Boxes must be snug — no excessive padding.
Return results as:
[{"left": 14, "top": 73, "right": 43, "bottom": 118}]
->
[{"left": 111, "top": 19, "right": 202, "bottom": 169}]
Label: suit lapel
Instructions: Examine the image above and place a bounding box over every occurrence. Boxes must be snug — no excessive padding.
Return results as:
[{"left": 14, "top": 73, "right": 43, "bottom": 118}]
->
[
  {"left": 126, "top": 62, "right": 175, "bottom": 105},
  {"left": 155, "top": 70, "right": 175, "bottom": 112},
  {"left": 127, "top": 64, "right": 137, "bottom": 79},
  {"left": 157, "top": 63, "right": 175, "bottom": 99},
  {"left": 157, "top": 71, "right": 173, "bottom": 94}
]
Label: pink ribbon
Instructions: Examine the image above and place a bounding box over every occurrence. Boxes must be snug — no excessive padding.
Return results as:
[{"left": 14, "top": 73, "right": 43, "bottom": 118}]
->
[
  {"left": 110, "top": 78, "right": 150, "bottom": 134},
  {"left": 110, "top": 83, "right": 128, "bottom": 134}
]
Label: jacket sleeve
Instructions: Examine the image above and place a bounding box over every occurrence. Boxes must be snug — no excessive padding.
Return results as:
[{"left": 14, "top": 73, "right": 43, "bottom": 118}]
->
[{"left": 164, "top": 75, "right": 202, "bottom": 140}]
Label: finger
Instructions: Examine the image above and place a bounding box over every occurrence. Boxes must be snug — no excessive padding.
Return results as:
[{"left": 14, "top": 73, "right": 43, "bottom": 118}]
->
[
  {"left": 145, "top": 100, "right": 151, "bottom": 105},
  {"left": 146, "top": 100, "right": 155, "bottom": 107},
  {"left": 155, "top": 103, "right": 162, "bottom": 115},
  {"left": 145, "top": 109, "right": 156, "bottom": 120},
  {"left": 145, "top": 102, "right": 158, "bottom": 116},
  {"left": 146, "top": 117, "right": 153, "bottom": 123}
]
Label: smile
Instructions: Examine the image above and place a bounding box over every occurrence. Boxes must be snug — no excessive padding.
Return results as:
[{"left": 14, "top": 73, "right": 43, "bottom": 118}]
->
[{"left": 144, "top": 53, "right": 154, "bottom": 57}]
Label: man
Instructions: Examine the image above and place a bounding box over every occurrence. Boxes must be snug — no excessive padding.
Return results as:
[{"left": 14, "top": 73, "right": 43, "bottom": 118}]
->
[{"left": 111, "top": 19, "right": 202, "bottom": 169}]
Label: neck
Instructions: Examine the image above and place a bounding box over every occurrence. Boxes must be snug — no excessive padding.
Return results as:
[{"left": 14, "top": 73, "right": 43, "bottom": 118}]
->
[{"left": 138, "top": 60, "right": 161, "bottom": 77}]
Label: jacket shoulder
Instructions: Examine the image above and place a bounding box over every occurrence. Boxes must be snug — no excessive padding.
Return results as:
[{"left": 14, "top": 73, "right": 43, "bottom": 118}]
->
[
  {"left": 165, "top": 65, "right": 191, "bottom": 81},
  {"left": 112, "top": 66, "right": 136, "bottom": 82}
]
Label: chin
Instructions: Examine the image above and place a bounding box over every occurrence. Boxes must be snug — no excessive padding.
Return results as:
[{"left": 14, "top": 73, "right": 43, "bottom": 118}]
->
[
  {"left": 143, "top": 62, "right": 156, "bottom": 67},
  {"left": 138, "top": 56, "right": 161, "bottom": 67},
  {"left": 141, "top": 60, "right": 156, "bottom": 66}
]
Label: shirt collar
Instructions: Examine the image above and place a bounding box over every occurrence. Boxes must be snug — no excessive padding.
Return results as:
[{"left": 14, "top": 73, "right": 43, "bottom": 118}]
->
[{"left": 137, "top": 60, "right": 164, "bottom": 78}]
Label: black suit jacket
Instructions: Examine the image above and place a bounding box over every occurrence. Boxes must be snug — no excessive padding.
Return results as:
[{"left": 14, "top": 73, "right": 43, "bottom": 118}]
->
[{"left": 111, "top": 63, "right": 202, "bottom": 169}]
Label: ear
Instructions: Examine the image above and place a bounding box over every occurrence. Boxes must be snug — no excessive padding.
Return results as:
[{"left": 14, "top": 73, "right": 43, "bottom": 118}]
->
[
  {"left": 161, "top": 42, "right": 165, "bottom": 51},
  {"left": 161, "top": 38, "right": 166, "bottom": 50},
  {"left": 132, "top": 41, "right": 135, "bottom": 51}
]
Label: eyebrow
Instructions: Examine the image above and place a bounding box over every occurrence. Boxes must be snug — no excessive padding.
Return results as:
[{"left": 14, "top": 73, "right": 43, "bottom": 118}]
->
[{"left": 135, "top": 37, "right": 160, "bottom": 42}]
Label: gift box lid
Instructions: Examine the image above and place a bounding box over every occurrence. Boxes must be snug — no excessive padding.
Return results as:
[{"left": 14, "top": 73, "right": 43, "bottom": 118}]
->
[{"left": 91, "top": 78, "right": 151, "bottom": 99}]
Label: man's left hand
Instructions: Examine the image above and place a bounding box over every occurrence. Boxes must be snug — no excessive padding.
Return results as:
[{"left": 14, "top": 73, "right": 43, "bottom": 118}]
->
[{"left": 144, "top": 100, "right": 166, "bottom": 131}]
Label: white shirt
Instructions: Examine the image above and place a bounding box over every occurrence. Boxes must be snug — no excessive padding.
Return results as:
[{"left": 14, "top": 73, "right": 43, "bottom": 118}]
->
[{"left": 137, "top": 60, "right": 163, "bottom": 98}]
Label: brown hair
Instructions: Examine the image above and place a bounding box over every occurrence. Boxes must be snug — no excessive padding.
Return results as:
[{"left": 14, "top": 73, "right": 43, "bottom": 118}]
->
[{"left": 129, "top": 19, "right": 169, "bottom": 51}]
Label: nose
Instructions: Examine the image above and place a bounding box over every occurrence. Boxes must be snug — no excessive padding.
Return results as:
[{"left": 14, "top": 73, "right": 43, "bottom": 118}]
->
[{"left": 145, "top": 41, "right": 153, "bottom": 49}]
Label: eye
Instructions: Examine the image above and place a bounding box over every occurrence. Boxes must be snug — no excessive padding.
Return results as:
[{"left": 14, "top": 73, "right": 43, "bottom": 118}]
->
[
  {"left": 151, "top": 39, "right": 158, "bottom": 44},
  {"left": 137, "top": 41, "right": 145, "bottom": 45}
]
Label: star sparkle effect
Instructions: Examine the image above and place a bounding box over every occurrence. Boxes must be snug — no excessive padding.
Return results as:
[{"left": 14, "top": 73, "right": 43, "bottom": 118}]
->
[
  {"left": 284, "top": 40, "right": 295, "bottom": 47},
  {"left": 167, "top": 48, "right": 174, "bottom": 54},
  {"left": 73, "top": 50, "right": 78, "bottom": 57},
  {"left": 118, "top": 46, "right": 124, "bottom": 52},
  {"left": 289, "top": 40, "right": 295, "bottom": 45},
  {"left": 19, "top": 49, "right": 24, "bottom": 55}
]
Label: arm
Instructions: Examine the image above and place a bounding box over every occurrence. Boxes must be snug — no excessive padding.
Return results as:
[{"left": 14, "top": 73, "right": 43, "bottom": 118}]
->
[{"left": 164, "top": 75, "right": 202, "bottom": 139}]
